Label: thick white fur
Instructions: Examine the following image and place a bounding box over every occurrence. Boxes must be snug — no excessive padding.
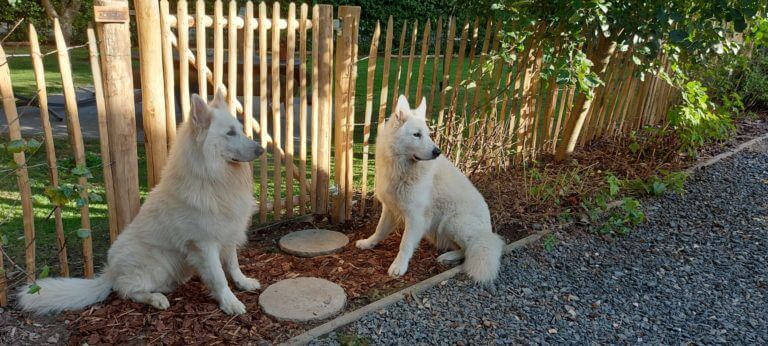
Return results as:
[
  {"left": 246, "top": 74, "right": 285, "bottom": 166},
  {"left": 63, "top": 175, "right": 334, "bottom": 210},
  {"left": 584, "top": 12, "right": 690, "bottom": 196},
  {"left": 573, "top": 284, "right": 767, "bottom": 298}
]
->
[
  {"left": 357, "top": 95, "right": 504, "bottom": 284},
  {"left": 17, "top": 87, "right": 264, "bottom": 315}
]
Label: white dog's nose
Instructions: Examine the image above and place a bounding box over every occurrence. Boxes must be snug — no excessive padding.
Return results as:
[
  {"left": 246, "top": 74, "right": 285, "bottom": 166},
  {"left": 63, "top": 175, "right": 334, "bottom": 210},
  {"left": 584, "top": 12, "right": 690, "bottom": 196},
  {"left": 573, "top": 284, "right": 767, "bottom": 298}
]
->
[
  {"left": 431, "top": 147, "right": 441, "bottom": 158},
  {"left": 254, "top": 145, "right": 265, "bottom": 157}
]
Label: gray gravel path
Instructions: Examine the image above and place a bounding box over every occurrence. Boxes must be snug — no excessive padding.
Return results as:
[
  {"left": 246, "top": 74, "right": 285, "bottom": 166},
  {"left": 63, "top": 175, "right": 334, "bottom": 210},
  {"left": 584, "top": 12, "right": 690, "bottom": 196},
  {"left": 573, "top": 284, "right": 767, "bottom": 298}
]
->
[{"left": 314, "top": 139, "right": 768, "bottom": 345}]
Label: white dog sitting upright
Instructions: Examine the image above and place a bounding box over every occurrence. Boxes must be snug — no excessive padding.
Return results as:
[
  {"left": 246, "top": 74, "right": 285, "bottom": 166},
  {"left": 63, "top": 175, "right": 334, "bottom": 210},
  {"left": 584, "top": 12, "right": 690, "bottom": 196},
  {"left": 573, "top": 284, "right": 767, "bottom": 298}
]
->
[
  {"left": 18, "top": 87, "right": 264, "bottom": 315},
  {"left": 357, "top": 95, "right": 505, "bottom": 283}
]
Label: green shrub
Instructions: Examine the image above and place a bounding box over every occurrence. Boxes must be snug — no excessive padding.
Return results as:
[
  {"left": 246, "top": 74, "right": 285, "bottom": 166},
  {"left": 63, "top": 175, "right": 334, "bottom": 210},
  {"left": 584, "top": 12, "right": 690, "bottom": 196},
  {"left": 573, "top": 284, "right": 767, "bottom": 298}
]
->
[{"left": 668, "top": 81, "right": 735, "bottom": 157}]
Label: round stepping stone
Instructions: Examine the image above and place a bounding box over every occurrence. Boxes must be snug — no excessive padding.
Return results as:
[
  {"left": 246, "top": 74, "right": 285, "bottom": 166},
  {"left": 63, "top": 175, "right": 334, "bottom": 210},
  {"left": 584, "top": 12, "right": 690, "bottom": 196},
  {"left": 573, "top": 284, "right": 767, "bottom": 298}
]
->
[
  {"left": 278, "top": 229, "right": 349, "bottom": 257},
  {"left": 259, "top": 277, "right": 346, "bottom": 322}
]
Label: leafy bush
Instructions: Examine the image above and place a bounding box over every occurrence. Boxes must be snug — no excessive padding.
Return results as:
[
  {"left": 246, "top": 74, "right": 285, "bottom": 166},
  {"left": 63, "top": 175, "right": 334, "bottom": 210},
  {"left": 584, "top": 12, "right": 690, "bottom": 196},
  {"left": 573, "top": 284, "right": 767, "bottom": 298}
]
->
[{"left": 668, "top": 81, "right": 735, "bottom": 156}]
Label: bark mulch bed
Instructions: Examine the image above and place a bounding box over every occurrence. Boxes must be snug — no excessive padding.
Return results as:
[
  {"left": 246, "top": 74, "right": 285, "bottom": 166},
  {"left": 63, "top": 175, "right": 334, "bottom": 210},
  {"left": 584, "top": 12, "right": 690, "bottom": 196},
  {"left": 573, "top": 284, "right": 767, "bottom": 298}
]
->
[{"left": 61, "top": 209, "right": 502, "bottom": 345}]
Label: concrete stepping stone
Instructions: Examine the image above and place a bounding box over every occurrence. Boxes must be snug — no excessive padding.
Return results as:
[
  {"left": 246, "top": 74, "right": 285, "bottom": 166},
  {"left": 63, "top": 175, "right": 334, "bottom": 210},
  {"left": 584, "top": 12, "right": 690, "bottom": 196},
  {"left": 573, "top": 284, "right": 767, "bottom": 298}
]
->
[
  {"left": 278, "top": 229, "right": 349, "bottom": 257},
  {"left": 259, "top": 277, "right": 347, "bottom": 322}
]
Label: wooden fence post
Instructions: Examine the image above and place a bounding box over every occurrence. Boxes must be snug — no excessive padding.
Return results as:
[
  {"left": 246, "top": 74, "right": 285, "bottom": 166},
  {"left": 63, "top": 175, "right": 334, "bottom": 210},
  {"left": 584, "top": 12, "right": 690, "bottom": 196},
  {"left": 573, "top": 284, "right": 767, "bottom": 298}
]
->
[
  {"left": 94, "top": 0, "right": 141, "bottom": 232},
  {"left": 134, "top": 0, "right": 169, "bottom": 188}
]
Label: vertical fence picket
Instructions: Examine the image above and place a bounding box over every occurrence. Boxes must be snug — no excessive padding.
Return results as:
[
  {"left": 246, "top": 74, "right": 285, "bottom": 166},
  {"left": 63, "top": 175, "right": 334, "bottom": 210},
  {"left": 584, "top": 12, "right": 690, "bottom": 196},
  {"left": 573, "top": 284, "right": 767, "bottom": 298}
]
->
[
  {"left": 214, "top": 0, "right": 224, "bottom": 88},
  {"left": 0, "top": 43, "right": 35, "bottom": 284},
  {"left": 403, "top": 20, "right": 418, "bottom": 98},
  {"left": 258, "top": 1, "right": 269, "bottom": 221},
  {"left": 54, "top": 19, "right": 93, "bottom": 278},
  {"left": 227, "top": 0, "right": 238, "bottom": 113},
  {"left": 159, "top": 0, "right": 177, "bottom": 146},
  {"left": 391, "top": 23, "right": 407, "bottom": 109},
  {"left": 298, "top": 3, "right": 309, "bottom": 214},
  {"left": 415, "top": 20, "right": 430, "bottom": 102},
  {"left": 178, "top": 0, "right": 191, "bottom": 121},
  {"left": 285, "top": 3, "right": 297, "bottom": 217},
  {"left": 272, "top": 2, "right": 283, "bottom": 219},
  {"left": 196, "top": 0, "right": 207, "bottom": 99},
  {"left": 360, "top": 21, "right": 381, "bottom": 215},
  {"left": 29, "top": 25, "right": 69, "bottom": 275}
]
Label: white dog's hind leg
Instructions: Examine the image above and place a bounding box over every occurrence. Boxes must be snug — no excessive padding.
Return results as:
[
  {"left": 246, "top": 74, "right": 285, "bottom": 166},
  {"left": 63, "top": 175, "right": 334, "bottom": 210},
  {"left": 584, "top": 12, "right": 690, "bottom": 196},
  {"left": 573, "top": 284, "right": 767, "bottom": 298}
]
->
[
  {"left": 187, "top": 242, "right": 246, "bottom": 315},
  {"left": 222, "top": 245, "right": 261, "bottom": 291},
  {"left": 126, "top": 291, "right": 170, "bottom": 310},
  {"left": 388, "top": 215, "right": 426, "bottom": 277},
  {"left": 356, "top": 205, "right": 397, "bottom": 249},
  {"left": 436, "top": 250, "right": 465, "bottom": 265}
]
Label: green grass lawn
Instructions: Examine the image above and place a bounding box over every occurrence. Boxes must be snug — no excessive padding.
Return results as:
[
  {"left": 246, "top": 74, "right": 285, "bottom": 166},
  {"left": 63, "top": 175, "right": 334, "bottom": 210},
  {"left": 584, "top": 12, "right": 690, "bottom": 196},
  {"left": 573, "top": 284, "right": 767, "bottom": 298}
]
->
[{"left": 4, "top": 45, "right": 93, "bottom": 97}]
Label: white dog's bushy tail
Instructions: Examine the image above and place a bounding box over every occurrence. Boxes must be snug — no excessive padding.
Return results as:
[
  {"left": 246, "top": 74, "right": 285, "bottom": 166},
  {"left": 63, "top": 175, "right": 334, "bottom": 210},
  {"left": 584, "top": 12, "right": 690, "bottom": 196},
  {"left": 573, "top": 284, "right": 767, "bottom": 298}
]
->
[
  {"left": 464, "top": 232, "right": 504, "bottom": 284},
  {"left": 16, "top": 274, "right": 113, "bottom": 315}
]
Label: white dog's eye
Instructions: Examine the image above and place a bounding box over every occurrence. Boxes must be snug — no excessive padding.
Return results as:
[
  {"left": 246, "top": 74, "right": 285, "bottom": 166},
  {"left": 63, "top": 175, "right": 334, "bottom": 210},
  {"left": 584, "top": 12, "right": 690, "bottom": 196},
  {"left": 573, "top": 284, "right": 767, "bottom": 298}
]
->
[
  {"left": 226, "top": 129, "right": 237, "bottom": 136},
  {"left": 413, "top": 132, "right": 422, "bottom": 138}
]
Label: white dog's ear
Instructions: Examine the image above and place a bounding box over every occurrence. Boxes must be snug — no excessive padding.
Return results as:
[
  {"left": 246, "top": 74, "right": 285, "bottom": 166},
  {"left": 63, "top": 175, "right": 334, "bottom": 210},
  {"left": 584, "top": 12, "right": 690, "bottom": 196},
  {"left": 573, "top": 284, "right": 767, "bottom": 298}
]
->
[
  {"left": 210, "top": 85, "right": 227, "bottom": 109},
  {"left": 191, "top": 94, "right": 212, "bottom": 129},
  {"left": 414, "top": 97, "right": 427, "bottom": 119},
  {"left": 393, "top": 95, "right": 411, "bottom": 123}
]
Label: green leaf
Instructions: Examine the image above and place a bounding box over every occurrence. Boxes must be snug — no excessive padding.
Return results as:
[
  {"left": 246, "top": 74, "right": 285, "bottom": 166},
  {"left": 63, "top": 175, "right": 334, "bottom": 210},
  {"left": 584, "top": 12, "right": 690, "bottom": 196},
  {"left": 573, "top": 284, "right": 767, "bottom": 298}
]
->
[
  {"left": 669, "top": 29, "right": 687, "bottom": 43},
  {"left": 71, "top": 165, "right": 93, "bottom": 179},
  {"left": 632, "top": 55, "right": 642, "bottom": 65},
  {"left": 27, "top": 283, "right": 41, "bottom": 295},
  {"left": 629, "top": 142, "right": 640, "bottom": 154},
  {"left": 651, "top": 181, "right": 667, "bottom": 195},
  {"left": 76, "top": 228, "right": 92, "bottom": 239},
  {"left": 88, "top": 192, "right": 103, "bottom": 203},
  {"left": 6, "top": 139, "right": 26, "bottom": 153},
  {"left": 1, "top": 234, "right": 8, "bottom": 246},
  {"left": 607, "top": 175, "right": 620, "bottom": 196},
  {"left": 7, "top": 159, "right": 20, "bottom": 170},
  {"left": 39, "top": 265, "right": 50, "bottom": 279},
  {"left": 44, "top": 186, "right": 70, "bottom": 206},
  {"left": 596, "top": 2, "right": 608, "bottom": 14},
  {"left": 26, "top": 138, "right": 42, "bottom": 151}
]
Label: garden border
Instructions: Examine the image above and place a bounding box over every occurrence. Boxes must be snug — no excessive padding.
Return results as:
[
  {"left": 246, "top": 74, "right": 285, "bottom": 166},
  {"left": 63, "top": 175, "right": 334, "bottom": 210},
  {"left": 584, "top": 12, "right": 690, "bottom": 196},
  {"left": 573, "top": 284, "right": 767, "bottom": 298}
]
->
[
  {"left": 283, "top": 132, "right": 768, "bottom": 345},
  {"left": 686, "top": 133, "right": 768, "bottom": 173}
]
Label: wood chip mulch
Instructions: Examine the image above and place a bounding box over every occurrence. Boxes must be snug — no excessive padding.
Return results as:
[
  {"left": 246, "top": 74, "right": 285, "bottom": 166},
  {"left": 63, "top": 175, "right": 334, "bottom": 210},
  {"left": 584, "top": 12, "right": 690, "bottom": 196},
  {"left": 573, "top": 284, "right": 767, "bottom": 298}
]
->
[{"left": 61, "top": 211, "right": 458, "bottom": 345}]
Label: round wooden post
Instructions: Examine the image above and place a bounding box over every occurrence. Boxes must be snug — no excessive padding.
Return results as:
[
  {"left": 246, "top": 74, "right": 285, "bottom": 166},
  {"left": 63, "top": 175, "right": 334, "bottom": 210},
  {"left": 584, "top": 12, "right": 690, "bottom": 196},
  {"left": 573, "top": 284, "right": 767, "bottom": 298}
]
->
[
  {"left": 94, "top": 0, "right": 141, "bottom": 232},
  {"left": 133, "top": 0, "right": 169, "bottom": 188}
]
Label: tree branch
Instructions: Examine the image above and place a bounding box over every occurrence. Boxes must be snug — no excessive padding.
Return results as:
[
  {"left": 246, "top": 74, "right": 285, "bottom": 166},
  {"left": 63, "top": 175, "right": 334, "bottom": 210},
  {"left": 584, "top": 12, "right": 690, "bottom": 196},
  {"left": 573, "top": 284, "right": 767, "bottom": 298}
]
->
[{"left": 40, "top": 0, "right": 59, "bottom": 20}]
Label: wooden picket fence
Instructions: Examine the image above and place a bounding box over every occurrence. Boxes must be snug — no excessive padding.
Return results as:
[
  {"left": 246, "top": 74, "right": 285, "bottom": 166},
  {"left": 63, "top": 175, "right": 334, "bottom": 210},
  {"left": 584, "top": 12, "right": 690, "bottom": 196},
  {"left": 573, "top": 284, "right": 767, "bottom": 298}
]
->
[
  {"left": 0, "top": 20, "right": 106, "bottom": 305},
  {"left": 354, "top": 17, "right": 680, "bottom": 203},
  {"left": 0, "top": 5, "right": 683, "bottom": 305}
]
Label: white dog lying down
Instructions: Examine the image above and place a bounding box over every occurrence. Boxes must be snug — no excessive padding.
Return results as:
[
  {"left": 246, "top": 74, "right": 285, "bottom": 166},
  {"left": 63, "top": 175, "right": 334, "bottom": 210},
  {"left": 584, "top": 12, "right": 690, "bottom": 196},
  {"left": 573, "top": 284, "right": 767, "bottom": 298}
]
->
[
  {"left": 18, "top": 87, "right": 264, "bottom": 315},
  {"left": 357, "top": 95, "right": 505, "bottom": 283}
]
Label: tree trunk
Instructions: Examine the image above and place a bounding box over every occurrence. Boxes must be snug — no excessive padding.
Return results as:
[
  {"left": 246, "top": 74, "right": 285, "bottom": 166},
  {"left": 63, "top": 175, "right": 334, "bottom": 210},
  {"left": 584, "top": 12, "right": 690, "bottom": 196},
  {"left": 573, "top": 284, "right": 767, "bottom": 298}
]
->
[
  {"left": 554, "top": 35, "right": 618, "bottom": 161},
  {"left": 41, "top": 0, "right": 82, "bottom": 44}
]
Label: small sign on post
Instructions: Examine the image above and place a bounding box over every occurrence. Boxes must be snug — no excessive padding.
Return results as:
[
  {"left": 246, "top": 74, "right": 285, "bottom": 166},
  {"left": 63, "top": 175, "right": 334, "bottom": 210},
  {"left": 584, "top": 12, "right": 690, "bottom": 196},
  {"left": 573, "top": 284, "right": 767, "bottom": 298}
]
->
[{"left": 94, "top": 5, "right": 129, "bottom": 23}]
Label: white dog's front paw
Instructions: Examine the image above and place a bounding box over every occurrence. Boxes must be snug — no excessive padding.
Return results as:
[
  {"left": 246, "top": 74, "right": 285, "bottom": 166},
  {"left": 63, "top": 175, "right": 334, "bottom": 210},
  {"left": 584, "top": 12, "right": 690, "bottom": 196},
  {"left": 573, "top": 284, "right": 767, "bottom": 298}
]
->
[
  {"left": 356, "top": 238, "right": 376, "bottom": 250},
  {"left": 235, "top": 277, "right": 261, "bottom": 291},
  {"left": 218, "top": 293, "right": 247, "bottom": 315},
  {"left": 149, "top": 293, "right": 170, "bottom": 310},
  {"left": 387, "top": 258, "right": 409, "bottom": 277}
]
